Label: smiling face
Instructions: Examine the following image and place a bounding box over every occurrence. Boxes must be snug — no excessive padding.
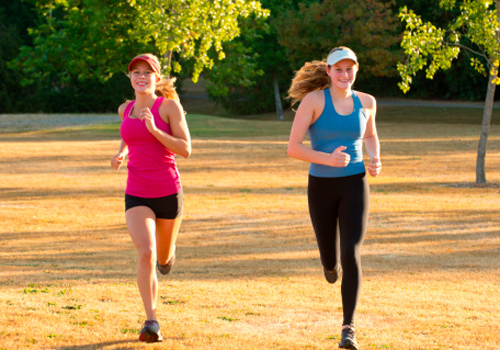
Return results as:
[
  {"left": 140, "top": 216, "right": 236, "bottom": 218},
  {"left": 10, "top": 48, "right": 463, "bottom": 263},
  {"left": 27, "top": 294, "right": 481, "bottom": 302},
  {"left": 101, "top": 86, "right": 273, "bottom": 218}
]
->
[
  {"left": 129, "top": 61, "right": 160, "bottom": 94},
  {"left": 326, "top": 59, "right": 358, "bottom": 91}
]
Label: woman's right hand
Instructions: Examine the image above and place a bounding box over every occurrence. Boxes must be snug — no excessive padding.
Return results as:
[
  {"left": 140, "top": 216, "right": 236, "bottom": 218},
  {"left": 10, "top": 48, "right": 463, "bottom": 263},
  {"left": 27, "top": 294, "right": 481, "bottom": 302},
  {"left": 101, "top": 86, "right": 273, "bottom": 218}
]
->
[
  {"left": 329, "top": 146, "right": 350, "bottom": 167},
  {"left": 111, "top": 154, "right": 125, "bottom": 170}
]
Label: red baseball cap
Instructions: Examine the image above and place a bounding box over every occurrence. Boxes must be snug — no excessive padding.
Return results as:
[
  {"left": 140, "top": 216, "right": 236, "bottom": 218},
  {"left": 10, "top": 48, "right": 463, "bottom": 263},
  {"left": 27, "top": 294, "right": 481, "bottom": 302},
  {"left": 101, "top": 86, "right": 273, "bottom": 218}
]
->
[{"left": 128, "top": 54, "right": 161, "bottom": 75}]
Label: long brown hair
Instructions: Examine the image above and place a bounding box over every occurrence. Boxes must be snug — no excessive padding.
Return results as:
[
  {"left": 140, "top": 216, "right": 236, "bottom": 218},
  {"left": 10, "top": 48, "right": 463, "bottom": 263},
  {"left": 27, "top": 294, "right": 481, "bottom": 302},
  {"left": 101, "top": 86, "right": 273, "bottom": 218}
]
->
[{"left": 287, "top": 60, "right": 330, "bottom": 108}]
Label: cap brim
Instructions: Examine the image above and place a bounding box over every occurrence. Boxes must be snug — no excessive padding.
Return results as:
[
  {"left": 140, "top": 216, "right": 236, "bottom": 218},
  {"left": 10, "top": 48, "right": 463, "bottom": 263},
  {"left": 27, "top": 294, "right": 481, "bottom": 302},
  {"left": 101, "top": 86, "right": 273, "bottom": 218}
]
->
[
  {"left": 327, "top": 52, "right": 358, "bottom": 66},
  {"left": 128, "top": 57, "right": 161, "bottom": 75}
]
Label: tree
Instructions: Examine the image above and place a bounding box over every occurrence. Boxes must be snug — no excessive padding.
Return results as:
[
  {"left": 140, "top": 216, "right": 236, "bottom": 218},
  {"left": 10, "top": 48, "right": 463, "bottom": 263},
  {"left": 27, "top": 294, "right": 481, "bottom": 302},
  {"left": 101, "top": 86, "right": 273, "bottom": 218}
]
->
[
  {"left": 274, "top": 0, "right": 401, "bottom": 80},
  {"left": 0, "top": 0, "right": 40, "bottom": 113},
  {"left": 206, "top": 0, "right": 401, "bottom": 118},
  {"left": 10, "top": 0, "right": 269, "bottom": 88},
  {"left": 205, "top": 0, "right": 296, "bottom": 119},
  {"left": 398, "top": 0, "right": 500, "bottom": 183}
]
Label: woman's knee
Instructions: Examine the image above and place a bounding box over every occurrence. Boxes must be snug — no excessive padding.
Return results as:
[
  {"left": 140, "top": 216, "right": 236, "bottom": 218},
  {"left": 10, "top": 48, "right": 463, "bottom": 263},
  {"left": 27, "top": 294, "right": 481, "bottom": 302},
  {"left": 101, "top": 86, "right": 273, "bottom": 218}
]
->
[
  {"left": 137, "top": 246, "right": 156, "bottom": 264},
  {"left": 340, "top": 245, "right": 360, "bottom": 267}
]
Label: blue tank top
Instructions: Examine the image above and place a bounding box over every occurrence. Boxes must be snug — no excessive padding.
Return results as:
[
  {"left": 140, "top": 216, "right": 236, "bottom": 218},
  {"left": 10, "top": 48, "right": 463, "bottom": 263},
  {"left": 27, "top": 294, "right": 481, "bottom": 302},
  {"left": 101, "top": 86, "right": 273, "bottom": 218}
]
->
[{"left": 308, "top": 89, "right": 367, "bottom": 178}]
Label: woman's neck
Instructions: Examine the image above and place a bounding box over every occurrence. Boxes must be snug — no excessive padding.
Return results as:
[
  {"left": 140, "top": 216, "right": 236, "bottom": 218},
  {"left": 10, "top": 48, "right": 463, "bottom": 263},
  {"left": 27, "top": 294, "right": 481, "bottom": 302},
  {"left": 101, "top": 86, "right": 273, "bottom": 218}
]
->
[
  {"left": 134, "top": 92, "right": 158, "bottom": 107},
  {"left": 329, "top": 86, "right": 352, "bottom": 101},
  {"left": 130, "top": 93, "right": 158, "bottom": 117}
]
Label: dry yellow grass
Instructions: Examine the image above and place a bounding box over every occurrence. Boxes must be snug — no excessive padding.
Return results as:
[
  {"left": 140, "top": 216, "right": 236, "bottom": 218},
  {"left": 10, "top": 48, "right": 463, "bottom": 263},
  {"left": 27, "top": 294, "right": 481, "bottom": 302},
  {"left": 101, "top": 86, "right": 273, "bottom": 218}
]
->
[{"left": 0, "top": 114, "right": 499, "bottom": 350}]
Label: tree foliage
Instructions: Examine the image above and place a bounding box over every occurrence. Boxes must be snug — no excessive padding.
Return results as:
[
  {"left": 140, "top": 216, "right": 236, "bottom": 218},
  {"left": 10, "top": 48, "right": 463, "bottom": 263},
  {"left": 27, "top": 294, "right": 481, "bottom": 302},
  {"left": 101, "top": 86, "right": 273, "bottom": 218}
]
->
[
  {"left": 398, "top": 0, "right": 500, "bottom": 183},
  {"left": 205, "top": 0, "right": 402, "bottom": 116},
  {"left": 274, "top": 0, "right": 401, "bottom": 79},
  {"left": 5, "top": 0, "right": 500, "bottom": 114},
  {"left": 398, "top": 0, "right": 500, "bottom": 92},
  {"left": 204, "top": 0, "right": 293, "bottom": 115},
  {"left": 10, "top": 0, "right": 269, "bottom": 88},
  {"left": 0, "top": 0, "right": 40, "bottom": 112}
]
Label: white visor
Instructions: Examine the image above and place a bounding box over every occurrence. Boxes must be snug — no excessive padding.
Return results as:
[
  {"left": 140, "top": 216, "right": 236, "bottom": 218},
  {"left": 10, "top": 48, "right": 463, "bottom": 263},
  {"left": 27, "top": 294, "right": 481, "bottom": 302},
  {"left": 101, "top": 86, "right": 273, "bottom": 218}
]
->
[{"left": 326, "top": 49, "right": 358, "bottom": 66}]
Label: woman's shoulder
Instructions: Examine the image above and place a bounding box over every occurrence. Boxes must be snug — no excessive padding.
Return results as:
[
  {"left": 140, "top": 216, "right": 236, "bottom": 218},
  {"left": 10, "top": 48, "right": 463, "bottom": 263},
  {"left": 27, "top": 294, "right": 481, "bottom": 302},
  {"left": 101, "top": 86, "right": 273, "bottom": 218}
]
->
[
  {"left": 295, "top": 89, "right": 327, "bottom": 122},
  {"left": 159, "top": 98, "right": 185, "bottom": 121},
  {"left": 117, "top": 100, "right": 133, "bottom": 119},
  {"left": 306, "top": 89, "right": 326, "bottom": 99},
  {"left": 159, "top": 98, "right": 183, "bottom": 112},
  {"left": 302, "top": 89, "right": 326, "bottom": 106},
  {"left": 353, "top": 90, "right": 376, "bottom": 109}
]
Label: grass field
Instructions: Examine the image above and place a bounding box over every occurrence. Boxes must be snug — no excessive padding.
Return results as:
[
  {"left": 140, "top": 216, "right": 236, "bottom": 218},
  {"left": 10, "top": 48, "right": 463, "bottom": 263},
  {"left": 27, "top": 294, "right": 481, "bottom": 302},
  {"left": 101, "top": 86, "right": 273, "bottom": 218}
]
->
[{"left": 0, "top": 107, "right": 499, "bottom": 350}]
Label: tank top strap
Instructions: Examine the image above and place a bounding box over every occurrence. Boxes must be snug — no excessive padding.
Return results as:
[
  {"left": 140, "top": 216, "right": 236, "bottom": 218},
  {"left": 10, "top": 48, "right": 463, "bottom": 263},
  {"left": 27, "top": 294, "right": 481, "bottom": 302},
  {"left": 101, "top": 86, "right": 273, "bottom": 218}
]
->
[
  {"left": 124, "top": 100, "right": 135, "bottom": 118},
  {"left": 152, "top": 97, "right": 164, "bottom": 114},
  {"left": 323, "top": 89, "right": 335, "bottom": 115},
  {"left": 351, "top": 91, "right": 363, "bottom": 111}
]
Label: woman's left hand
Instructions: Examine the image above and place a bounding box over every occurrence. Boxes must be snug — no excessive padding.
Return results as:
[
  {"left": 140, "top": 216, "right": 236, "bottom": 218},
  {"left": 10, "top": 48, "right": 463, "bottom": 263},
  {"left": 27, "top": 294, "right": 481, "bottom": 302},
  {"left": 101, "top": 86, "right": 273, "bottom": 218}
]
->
[
  {"left": 140, "top": 107, "right": 157, "bottom": 133},
  {"left": 367, "top": 156, "right": 382, "bottom": 177}
]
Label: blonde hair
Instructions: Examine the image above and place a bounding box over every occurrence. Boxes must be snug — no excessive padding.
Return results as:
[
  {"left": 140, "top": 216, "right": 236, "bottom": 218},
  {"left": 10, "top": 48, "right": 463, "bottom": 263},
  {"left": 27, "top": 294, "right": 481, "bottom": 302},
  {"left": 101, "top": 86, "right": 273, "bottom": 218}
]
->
[
  {"left": 128, "top": 53, "right": 180, "bottom": 101},
  {"left": 156, "top": 76, "right": 180, "bottom": 101},
  {"left": 287, "top": 46, "right": 358, "bottom": 108}
]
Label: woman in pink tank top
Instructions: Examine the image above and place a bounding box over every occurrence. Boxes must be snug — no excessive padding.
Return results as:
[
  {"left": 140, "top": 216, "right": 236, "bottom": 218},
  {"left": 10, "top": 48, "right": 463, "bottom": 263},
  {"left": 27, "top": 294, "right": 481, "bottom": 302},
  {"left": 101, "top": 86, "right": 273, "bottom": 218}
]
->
[{"left": 110, "top": 54, "right": 191, "bottom": 343}]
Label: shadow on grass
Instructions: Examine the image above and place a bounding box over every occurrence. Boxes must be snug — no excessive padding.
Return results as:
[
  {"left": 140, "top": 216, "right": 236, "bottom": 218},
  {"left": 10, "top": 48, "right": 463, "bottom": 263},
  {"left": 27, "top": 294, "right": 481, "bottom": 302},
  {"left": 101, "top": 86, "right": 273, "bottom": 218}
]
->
[
  {"left": 54, "top": 339, "right": 137, "bottom": 350},
  {"left": 1, "top": 202, "right": 498, "bottom": 286}
]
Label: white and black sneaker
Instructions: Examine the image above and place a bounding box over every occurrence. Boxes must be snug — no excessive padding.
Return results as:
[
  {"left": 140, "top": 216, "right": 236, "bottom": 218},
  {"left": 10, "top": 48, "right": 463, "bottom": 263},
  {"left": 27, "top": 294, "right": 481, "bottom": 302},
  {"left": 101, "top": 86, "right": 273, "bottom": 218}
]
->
[{"left": 339, "top": 326, "right": 358, "bottom": 350}]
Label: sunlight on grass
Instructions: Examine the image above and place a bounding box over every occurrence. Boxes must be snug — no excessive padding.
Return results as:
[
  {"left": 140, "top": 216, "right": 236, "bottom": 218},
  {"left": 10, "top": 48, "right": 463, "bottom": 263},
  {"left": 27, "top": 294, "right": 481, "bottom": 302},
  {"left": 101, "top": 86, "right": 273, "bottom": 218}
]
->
[{"left": 0, "top": 113, "right": 499, "bottom": 350}]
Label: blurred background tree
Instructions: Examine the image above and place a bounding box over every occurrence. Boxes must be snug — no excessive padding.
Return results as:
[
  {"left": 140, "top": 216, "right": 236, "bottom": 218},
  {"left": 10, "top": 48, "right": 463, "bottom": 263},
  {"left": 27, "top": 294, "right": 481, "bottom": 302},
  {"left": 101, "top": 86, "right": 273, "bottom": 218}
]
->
[
  {"left": 204, "top": 0, "right": 310, "bottom": 119},
  {"left": 2, "top": 0, "right": 268, "bottom": 113},
  {"left": 1, "top": 0, "right": 499, "bottom": 114},
  {"left": 398, "top": 0, "right": 500, "bottom": 183}
]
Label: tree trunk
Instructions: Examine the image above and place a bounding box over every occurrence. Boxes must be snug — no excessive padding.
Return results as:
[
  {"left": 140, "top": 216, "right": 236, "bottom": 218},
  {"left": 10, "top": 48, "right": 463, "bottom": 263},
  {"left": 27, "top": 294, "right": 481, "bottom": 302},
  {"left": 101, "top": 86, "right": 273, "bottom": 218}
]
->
[
  {"left": 163, "top": 51, "right": 173, "bottom": 77},
  {"left": 477, "top": 0, "right": 500, "bottom": 183},
  {"left": 476, "top": 75, "right": 496, "bottom": 183},
  {"left": 273, "top": 73, "right": 284, "bottom": 121}
]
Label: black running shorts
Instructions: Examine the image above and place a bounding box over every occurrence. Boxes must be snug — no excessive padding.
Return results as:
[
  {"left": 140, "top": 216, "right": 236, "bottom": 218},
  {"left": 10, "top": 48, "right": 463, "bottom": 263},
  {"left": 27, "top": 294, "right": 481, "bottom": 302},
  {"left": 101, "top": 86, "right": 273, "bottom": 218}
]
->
[{"left": 125, "top": 191, "right": 183, "bottom": 219}]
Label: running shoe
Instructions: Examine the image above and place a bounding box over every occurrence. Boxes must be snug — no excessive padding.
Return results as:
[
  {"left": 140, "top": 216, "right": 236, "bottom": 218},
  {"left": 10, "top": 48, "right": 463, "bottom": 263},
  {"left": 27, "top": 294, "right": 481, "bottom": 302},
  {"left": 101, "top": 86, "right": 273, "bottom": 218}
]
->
[
  {"left": 157, "top": 250, "right": 176, "bottom": 275},
  {"left": 323, "top": 265, "right": 341, "bottom": 284},
  {"left": 339, "top": 326, "right": 358, "bottom": 350},
  {"left": 139, "top": 320, "right": 162, "bottom": 343}
]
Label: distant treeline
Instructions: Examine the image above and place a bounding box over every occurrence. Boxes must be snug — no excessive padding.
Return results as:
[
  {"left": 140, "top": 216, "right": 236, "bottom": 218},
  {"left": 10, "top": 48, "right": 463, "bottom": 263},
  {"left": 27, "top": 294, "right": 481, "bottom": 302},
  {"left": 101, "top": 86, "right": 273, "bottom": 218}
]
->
[{"left": 0, "top": 0, "right": 496, "bottom": 114}]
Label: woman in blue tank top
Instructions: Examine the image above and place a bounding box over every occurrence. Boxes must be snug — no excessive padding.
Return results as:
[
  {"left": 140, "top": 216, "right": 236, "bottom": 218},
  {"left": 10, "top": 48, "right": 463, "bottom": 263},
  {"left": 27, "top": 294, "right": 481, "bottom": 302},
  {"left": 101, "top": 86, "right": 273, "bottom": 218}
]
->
[{"left": 287, "top": 47, "right": 382, "bottom": 350}]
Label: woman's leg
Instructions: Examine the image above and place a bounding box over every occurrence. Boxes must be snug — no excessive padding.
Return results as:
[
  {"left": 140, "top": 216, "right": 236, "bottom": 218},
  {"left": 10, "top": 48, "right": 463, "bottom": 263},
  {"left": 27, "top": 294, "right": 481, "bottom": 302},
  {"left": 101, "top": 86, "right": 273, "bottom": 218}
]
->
[
  {"left": 126, "top": 206, "right": 158, "bottom": 321},
  {"left": 338, "top": 174, "right": 369, "bottom": 327},
  {"left": 308, "top": 175, "right": 341, "bottom": 272},
  {"left": 156, "top": 216, "right": 182, "bottom": 265}
]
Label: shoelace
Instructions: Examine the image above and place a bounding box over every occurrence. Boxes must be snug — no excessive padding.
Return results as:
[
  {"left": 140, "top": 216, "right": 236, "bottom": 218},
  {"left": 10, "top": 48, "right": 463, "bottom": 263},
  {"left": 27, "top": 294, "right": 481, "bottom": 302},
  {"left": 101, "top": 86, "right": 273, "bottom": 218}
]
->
[
  {"left": 144, "top": 320, "right": 158, "bottom": 328},
  {"left": 342, "top": 327, "right": 355, "bottom": 339}
]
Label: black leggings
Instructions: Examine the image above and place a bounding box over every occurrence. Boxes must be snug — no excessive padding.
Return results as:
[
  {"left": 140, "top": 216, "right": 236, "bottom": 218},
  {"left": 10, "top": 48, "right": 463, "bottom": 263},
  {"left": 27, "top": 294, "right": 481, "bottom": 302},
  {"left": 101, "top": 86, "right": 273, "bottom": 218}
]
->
[{"left": 308, "top": 173, "right": 369, "bottom": 327}]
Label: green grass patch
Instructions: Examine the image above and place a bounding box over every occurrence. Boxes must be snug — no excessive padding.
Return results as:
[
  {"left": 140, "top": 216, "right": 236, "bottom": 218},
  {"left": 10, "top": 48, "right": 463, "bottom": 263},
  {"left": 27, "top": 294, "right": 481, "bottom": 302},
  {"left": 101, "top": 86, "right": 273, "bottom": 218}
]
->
[
  {"left": 5, "top": 106, "right": 498, "bottom": 142},
  {"left": 217, "top": 316, "right": 238, "bottom": 322},
  {"left": 377, "top": 106, "right": 500, "bottom": 125},
  {"left": 186, "top": 114, "right": 292, "bottom": 138}
]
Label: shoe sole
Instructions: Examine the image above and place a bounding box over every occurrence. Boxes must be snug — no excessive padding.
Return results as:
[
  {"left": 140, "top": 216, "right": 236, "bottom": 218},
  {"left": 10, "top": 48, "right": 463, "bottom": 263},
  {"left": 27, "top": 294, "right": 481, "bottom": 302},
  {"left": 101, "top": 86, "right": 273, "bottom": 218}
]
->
[
  {"left": 339, "top": 341, "right": 358, "bottom": 350},
  {"left": 157, "top": 251, "right": 176, "bottom": 275},
  {"left": 324, "top": 266, "right": 340, "bottom": 284},
  {"left": 139, "top": 329, "right": 163, "bottom": 343}
]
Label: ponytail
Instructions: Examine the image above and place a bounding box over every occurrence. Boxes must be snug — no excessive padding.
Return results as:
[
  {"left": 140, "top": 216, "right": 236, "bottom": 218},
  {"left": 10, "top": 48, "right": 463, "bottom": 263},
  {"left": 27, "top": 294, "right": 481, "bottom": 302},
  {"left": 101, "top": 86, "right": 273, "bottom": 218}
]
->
[
  {"left": 287, "top": 60, "right": 330, "bottom": 108},
  {"left": 155, "top": 77, "right": 180, "bottom": 101}
]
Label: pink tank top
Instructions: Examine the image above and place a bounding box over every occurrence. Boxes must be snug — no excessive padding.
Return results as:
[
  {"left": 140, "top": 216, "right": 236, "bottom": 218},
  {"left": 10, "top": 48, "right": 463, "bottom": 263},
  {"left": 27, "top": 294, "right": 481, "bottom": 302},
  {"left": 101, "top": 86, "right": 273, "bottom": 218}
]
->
[{"left": 120, "top": 97, "right": 182, "bottom": 198}]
